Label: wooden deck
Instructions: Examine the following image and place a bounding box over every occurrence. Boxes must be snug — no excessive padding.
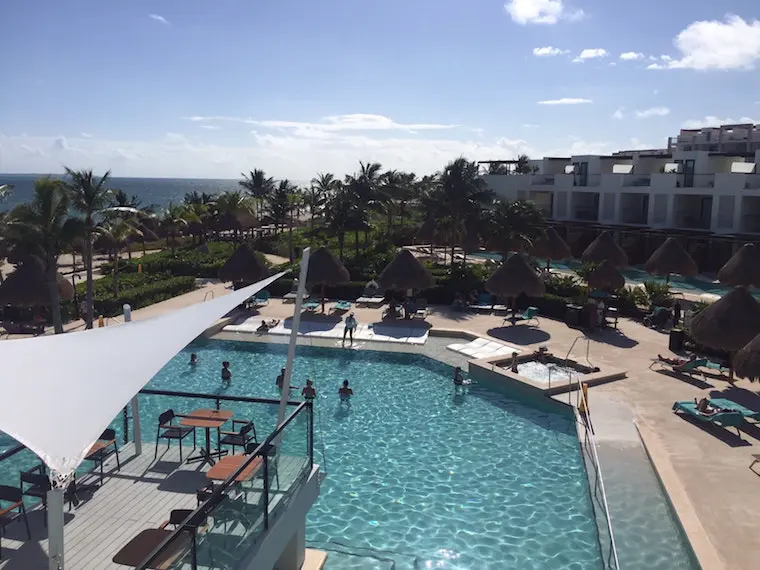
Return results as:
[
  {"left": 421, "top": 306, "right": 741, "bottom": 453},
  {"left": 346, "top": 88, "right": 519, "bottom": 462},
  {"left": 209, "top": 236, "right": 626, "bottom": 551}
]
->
[{"left": 0, "top": 443, "right": 310, "bottom": 570}]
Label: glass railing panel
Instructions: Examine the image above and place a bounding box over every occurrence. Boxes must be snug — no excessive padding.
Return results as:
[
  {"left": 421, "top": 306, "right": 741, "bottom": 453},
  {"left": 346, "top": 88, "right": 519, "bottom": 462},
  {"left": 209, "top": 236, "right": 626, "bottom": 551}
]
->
[{"left": 268, "top": 405, "right": 311, "bottom": 521}]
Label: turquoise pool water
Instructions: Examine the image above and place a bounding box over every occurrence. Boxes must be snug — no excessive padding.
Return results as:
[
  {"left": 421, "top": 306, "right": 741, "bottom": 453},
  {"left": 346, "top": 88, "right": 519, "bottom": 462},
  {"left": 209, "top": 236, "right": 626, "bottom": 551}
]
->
[{"left": 0, "top": 340, "right": 603, "bottom": 570}]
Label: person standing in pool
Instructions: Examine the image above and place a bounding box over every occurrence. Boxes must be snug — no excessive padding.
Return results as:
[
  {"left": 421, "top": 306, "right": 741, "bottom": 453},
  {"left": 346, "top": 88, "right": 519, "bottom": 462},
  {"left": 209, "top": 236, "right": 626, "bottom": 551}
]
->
[
  {"left": 343, "top": 312, "right": 358, "bottom": 346},
  {"left": 302, "top": 378, "right": 316, "bottom": 400},
  {"left": 276, "top": 368, "right": 299, "bottom": 393},
  {"left": 221, "top": 361, "right": 232, "bottom": 382},
  {"left": 189, "top": 353, "right": 198, "bottom": 366},
  {"left": 338, "top": 379, "right": 354, "bottom": 402}
]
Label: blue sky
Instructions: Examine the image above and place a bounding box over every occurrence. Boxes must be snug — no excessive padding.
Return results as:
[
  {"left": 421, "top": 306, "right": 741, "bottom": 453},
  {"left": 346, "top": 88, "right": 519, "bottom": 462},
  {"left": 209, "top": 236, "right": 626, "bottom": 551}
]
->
[{"left": 1, "top": 0, "right": 759, "bottom": 179}]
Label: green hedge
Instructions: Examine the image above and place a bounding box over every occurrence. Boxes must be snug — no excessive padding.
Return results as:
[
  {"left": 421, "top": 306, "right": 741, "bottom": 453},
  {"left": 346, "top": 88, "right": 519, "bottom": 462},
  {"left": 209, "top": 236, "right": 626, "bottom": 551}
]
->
[{"left": 100, "top": 242, "right": 239, "bottom": 279}]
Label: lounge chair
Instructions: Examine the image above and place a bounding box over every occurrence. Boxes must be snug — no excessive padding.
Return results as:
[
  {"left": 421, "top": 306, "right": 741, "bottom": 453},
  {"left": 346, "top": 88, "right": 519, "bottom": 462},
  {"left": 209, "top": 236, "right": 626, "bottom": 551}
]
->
[
  {"left": 708, "top": 398, "right": 760, "bottom": 422},
  {"left": 251, "top": 290, "right": 270, "bottom": 307},
  {"left": 504, "top": 306, "right": 539, "bottom": 326},
  {"left": 649, "top": 357, "right": 708, "bottom": 376},
  {"left": 332, "top": 300, "right": 352, "bottom": 312},
  {"left": 672, "top": 400, "right": 745, "bottom": 436},
  {"left": 284, "top": 280, "right": 309, "bottom": 302},
  {"left": 303, "top": 301, "right": 320, "bottom": 312},
  {"left": 413, "top": 299, "right": 428, "bottom": 319},
  {"left": 356, "top": 281, "right": 385, "bottom": 306},
  {"left": 469, "top": 293, "right": 494, "bottom": 313}
]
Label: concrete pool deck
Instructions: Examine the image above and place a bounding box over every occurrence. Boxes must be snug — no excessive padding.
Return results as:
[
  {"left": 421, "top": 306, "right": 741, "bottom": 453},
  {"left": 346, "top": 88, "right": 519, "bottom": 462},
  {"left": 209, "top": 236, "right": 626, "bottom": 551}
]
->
[{"left": 4, "top": 284, "right": 759, "bottom": 569}]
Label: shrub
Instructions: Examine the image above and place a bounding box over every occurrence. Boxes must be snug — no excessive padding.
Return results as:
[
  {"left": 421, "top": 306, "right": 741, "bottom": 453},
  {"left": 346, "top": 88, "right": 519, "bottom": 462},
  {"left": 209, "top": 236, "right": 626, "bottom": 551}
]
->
[
  {"left": 545, "top": 274, "right": 584, "bottom": 298},
  {"left": 642, "top": 281, "right": 673, "bottom": 309}
]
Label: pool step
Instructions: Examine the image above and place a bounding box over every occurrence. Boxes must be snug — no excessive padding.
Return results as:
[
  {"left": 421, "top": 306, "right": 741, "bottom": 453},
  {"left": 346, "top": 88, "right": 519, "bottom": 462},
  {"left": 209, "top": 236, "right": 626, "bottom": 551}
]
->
[{"left": 307, "top": 540, "right": 449, "bottom": 570}]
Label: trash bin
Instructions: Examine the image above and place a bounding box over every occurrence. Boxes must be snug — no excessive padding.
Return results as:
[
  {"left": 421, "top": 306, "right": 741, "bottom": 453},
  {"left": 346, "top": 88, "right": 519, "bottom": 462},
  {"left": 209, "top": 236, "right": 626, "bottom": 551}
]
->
[
  {"left": 669, "top": 328, "right": 685, "bottom": 352},
  {"left": 565, "top": 304, "right": 582, "bottom": 327}
]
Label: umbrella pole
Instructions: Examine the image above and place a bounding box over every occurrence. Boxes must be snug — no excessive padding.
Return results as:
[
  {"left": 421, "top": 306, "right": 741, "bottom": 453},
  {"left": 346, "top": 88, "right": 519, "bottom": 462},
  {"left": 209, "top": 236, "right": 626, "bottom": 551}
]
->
[
  {"left": 511, "top": 297, "right": 516, "bottom": 325},
  {"left": 321, "top": 283, "right": 326, "bottom": 313},
  {"left": 47, "top": 486, "right": 65, "bottom": 569}
]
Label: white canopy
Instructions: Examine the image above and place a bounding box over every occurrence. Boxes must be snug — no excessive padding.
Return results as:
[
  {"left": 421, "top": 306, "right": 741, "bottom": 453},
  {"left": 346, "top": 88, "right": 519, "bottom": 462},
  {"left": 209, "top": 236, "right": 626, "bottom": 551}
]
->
[{"left": 0, "top": 273, "right": 283, "bottom": 478}]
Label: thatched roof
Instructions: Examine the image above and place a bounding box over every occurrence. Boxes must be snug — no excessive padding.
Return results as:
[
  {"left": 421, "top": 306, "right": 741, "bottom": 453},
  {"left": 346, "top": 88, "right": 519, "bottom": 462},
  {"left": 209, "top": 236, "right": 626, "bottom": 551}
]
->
[
  {"left": 586, "top": 260, "right": 625, "bottom": 290},
  {"left": 218, "top": 245, "right": 270, "bottom": 283},
  {"left": 717, "top": 244, "right": 760, "bottom": 288},
  {"left": 216, "top": 211, "right": 257, "bottom": 232},
  {"left": 644, "top": 238, "right": 698, "bottom": 278},
  {"left": 581, "top": 231, "right": 628, "bottom": 267},
  {"left": 305, "top": 246, "right": 350, "bottom": 286},
  {"left": 531, "top": 227, "right": 571, "bottom": 260},
  {"left": 415, "top": 217, "right": 435, "bottom": 243},
  {"left": 0, "top": 259, "right": 74, "bottom": 306},
  {"left": 377, "top": 250, "right": 435, "bottom": 290},
  {"left": 690, "top": 287, "right": 760, "bottom": 352},
  {"left": 485, "top": 253, "right": 546, "bottom": 298},
  {"left": 415, "top": 217, "right": 480, "bottom": 249},
  {"left": 734, "top": 332, "right": 760, "bottom": 381}
]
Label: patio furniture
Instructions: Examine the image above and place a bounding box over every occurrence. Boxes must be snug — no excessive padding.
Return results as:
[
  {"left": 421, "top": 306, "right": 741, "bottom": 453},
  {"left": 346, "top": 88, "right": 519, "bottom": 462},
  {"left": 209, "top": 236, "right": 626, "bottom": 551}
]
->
[
  {"left": 155, "top": 409, "right": 196, "bottom": 462},
  {"left": 469, "top": 293, "right": 494, "bottom": 312},
  {"left": 505, "top": 306, "right": 539, "bottom": 326},
  {"left": 332, "top": 300, "right": 352, "bottom": 312},
  {"left": 112, "top": 528, "right": 190, "bottom": 568},
  {"left": 20, "top": 465, "right": 51, "bottom": 524},
  {"left": 413, "top": 299, "right": 428, "bottom": 320},
  {"left": 218, "top": 420, "right": 257, "bottom": 455},
  {"left": 182, "top": 408, "right": 233, "bottom": 467},
  {"left": 206, "top": 453, "right": 263, "bottom": 483},
  {"left": 0, "top": 321, "right": 45, "bottom": 336},
  {"left": 751, "top": 454, "right": 760, "bottom": 475},
  {"left": 650, "top": 357, "right": 709, "bottom": 378},
  {"left": 303, "top": 301, "right": 320, "bottom": 312},
  {"left": 84, "top": 428, "right": 121, "bottom": 484},
  {"left": 356, "top": 281, "right": 385, "bottom": 306},
  {"left": 709, "top": 398, "right": 760, "bottom": 422},
  {"left": 605, "top": 307, "right": 619, "bottom": 329},
  {"left": 672, "top": 400, "right": 745, "bottom": 436},
  {"left": 0, "top": 485, "right": 31, "bottom": 560},
  {"left": 251, "top": 290, "right": 270, "bottom": 307}
]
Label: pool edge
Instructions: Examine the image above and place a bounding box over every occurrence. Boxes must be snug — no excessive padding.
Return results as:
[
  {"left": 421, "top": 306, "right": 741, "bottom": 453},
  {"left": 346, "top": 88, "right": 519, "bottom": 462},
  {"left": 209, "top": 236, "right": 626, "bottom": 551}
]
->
[{"left": 635, "top": 421, "right": 725, "bottom": 570}]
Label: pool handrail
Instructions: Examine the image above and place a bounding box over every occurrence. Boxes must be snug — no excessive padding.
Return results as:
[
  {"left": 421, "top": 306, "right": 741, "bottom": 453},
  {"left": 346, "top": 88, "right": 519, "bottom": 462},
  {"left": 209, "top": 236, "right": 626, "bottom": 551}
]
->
[
  {"left": 134, "top": 398, "right": 314, "bottom": 570},
  {"left": 573, "top": 373, "right": 621, "bottom": 570}
]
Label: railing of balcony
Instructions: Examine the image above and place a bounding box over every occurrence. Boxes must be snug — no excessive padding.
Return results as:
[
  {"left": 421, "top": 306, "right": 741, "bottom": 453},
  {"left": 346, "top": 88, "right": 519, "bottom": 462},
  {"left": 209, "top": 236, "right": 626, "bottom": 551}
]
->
[{"left": 530, "top": 175, "right": 555, "bottom": 186}]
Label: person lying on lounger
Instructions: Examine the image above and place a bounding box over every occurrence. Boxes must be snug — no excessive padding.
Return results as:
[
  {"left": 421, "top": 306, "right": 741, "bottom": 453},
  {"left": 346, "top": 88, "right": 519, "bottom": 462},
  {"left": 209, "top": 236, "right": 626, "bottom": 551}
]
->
[
  {"left": 695, "top": 397, "right": 720, "bottom": 416},
  {"left": 657, "top": 354, "right": 697, "bottom": 367},
  {"left": 256, "top": 319, "right": 280, "bottom": 333}
]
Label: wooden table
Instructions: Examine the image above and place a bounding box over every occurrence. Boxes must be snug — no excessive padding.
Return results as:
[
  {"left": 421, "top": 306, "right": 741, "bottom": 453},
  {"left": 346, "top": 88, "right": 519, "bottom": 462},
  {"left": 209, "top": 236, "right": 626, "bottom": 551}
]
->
[
  {"left": 112, "top": 528, "right": 190, "bottom": 568},
  {"left": 181, "top": 409, "right": 233, "bottom": 467},
  {"left": 206, "top": 454, "right": 263, "bottom": 482}
]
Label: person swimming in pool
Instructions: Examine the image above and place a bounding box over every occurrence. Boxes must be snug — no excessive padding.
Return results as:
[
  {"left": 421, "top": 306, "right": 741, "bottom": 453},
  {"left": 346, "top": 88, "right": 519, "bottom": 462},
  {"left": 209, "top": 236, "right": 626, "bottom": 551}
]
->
[
  {"left": 221, "top": 361, "right": 232, "bottom": 382},
  {"left": 189, "top": 353, "right": 198, "bottom": 366},
  {"left": 302, "top": 378, "right": 316, "bottom": 400},
  {"left": 338, "top": 379, "right": 354, "bottom": 402}
]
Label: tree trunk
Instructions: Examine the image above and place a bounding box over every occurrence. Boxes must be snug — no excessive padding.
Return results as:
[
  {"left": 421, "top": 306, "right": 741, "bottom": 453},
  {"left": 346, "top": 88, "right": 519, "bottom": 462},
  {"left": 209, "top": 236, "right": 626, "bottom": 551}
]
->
[
  {"left": 451, "top": 243, "right": 456, "bottom": 267},
  {"left": 338, "top": 236, "right": 345, "bottom": 260},
  {"left": 84, "top": 229, "right": 95, "bottom": 329},
  {"left": 400, "top": 202, "right": 406, "bottom": 228},
  {"left": 387, "top": 210, "right": 393, "bottom": 237},
  {"left": 321, "top": 283, "right": 326, "bottom": 313},
  {"left": 113, "top": 248, "right": 120, "bottom": 297},
  {"left": 354, "top": 230, "right": 360, "bottom": 258},
  {"left": 288, "top": 213, "right": 294, "bottom": 262},
  {"left": 47, "top": 257, "right": 64, "bottom": 334},
  {"left": 142, "top": 238, "right": 147, "bottom": 256}
]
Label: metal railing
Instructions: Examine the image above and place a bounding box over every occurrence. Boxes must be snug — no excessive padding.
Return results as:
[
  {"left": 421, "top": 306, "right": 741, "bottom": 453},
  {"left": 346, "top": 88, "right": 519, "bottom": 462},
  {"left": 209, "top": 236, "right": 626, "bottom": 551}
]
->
[
  {"left": 571, "top": 374, "right": 621, "bottom": 570},
  {"left": 134, "top": 395, "right": 313, "bottom": 570},
  {"left": 203, "top": 290, "right": 215, "bottom": 302}
]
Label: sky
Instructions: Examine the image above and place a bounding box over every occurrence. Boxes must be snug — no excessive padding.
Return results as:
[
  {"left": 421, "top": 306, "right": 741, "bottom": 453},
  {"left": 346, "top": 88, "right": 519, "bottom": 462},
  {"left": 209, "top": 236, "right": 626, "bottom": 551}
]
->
[{"left": 1, "top": 0, "right": 760, "bottom": 180}]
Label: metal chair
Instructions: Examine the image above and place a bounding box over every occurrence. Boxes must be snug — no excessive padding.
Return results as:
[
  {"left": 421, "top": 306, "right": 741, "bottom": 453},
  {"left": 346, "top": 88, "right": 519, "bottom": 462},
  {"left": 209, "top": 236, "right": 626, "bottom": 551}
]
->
[
  {"left": 0, "top": 485, "right": 31, "bottom": 559},
  {"left": 155, "top": 409, "right": 196, "bottom": 461},
  {"left": 218, "top": 420, "right": 256, "bottom": 455},
  {"left": 20, "top": 465, "right": 50, "bottom": 526},
  {"left": 84, "top": 428, "right": 121, "bottom": 484}
]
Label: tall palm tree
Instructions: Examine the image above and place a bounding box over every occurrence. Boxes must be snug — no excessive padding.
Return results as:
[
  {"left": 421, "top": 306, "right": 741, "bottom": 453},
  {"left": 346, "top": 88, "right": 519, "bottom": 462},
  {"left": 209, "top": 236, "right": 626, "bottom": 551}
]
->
[
  {"left": 239, "top": 169, "right": 274, "bottom": 223},
  {"left": 95, "top": 220, "right": 144, "bottom": 295},
  {"left": 306, "top": 173, "right": 340, "bottom": 232},
  {"left": 64, "top": 168, "right": 112, "bottom": 329},
  {"left": 7, "top": 178, "right": 83, "bottom": 333},
  {"left": 267, "top": 180, "right": 296, "bottom": 233},
  {"left": 325, "top": 188, "right": 355, "bottom": 260},
  {"left": 160, "top": 203, "right": 188, "bottom": 255},
  {"left": 485, "top": 200, "right": 546, "bottom": 259},
  {"left": 214, "top": 190, "right": 254, "bottom": 242},
  {"left": 514, "top": 154, "right": 533, "bottom": 174}
]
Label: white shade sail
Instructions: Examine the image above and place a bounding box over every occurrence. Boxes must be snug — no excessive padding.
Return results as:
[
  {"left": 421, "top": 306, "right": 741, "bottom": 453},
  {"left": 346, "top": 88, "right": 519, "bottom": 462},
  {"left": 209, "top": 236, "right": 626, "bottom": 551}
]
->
[{"left": 0, "top": 273, "right": 283, "bottom": 478}]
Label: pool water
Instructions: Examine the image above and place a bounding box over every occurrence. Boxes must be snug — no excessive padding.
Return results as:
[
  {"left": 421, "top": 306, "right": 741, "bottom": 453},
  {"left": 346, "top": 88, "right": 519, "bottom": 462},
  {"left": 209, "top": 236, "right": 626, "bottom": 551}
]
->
[
  {"left": 515, "top": 361, "right": 579, "bottom": 384},
  {"left": 148, "top": 341, "right": 605, "bottom": 569}
]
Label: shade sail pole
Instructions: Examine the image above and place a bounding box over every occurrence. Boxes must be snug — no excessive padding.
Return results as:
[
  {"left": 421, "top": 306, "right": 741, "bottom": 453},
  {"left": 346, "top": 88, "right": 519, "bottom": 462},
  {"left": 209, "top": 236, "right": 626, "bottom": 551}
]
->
[
  {"left": 47, "top": 488, "right": 64, "bottom": 569},
  {"left": 124, "top": 303, "right": 143, "bottom": 455},
  {"left": 276, "top": 247, "right": 310, "bottom": 429}
]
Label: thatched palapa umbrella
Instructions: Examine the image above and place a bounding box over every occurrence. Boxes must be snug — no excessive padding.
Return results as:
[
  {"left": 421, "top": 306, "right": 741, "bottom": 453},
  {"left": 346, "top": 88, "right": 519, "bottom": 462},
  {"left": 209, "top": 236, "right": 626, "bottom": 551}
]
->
[
  {"left": 586, "top": 260, "right": 625, "bottom": 291},
  {"left": 218, "top": 245, "right": 270, "bottom": 285},
  {"left": 485, "top": 253, "right": 545, "bottom": 323},
  {"left": 531, "top": 226, "right": 571, "bottom": 271},
  {"left": 690, "top": 287, "right": 760, "bottom": 381},
  {"left": 717, "top": 244, "right": 760, "bottom": 288},
  {"left": 377, "top": 250, "right": 435, "bottom": 292},
  {"left": 0, "top": 260, "right": 74, "bottom": 307},
  {"left": 644, "top": 237, "right": 698, "bottom": 283},
  {"left": 306, "top": 246, "right": 350, "bottom": 313},
  {"left": 581, "top": 231, "right": 628, "bottom": 267},
  {"left": 733, "top": 333, "right": 760, "bottom": 382}
]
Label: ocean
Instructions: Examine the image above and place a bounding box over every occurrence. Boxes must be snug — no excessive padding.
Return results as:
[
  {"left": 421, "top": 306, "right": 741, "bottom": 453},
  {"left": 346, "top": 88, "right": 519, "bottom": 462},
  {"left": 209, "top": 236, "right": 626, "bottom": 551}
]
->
[{"left": 0, "top": 174, "right": 244, "bottom": 211}]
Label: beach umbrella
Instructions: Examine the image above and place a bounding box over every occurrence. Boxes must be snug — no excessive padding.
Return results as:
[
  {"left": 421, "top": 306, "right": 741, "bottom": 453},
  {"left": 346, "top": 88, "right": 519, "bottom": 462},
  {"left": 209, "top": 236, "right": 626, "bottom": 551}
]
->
[
  {"left": 305, "top": 246, "right": 350, "bottom": 312},
  {"left": 690, "top": 287, "right": 760, "bottom": 381},
  {"left": 643, "top": 237, "right": 698, "bottom": 283},
  {"left": 733, "top": 333, "right": 760, "bottom": 382},
  {"left": 581, "top": 231, "right": 628, "bottom": 267},
  {"left": 485, "top": 253, "right": 545, "bottom": 323},
  {"left": 218, "top": 245, "right": 270, "bottom": 285},
  {"left": 531, "top": 226, "right": 572, "bottom": 271},
  {"left": 215, "top": 211, "right": 257, "bottom": 232},
  {"left": 0, "top": 259, "right": 74, "bottom": 307},
  {"left": 377, "top": 250, "right": 435, "bottom": 291},
  {"left": 717, "top": 244, "right": 760, "bottom": 288},
  {"left": 586, "top": 260, "right": 625, "bottom": 291}
]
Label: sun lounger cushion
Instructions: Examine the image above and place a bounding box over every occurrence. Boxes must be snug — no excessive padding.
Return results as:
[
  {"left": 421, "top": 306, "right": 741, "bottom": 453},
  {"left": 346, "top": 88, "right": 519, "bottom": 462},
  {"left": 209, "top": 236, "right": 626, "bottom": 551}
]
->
[
  {"left": 672, "top": 401, "right": 745, "bottom": 428},
  {"left": 708, "top": 399, "right": 760, "bottom": 421}
]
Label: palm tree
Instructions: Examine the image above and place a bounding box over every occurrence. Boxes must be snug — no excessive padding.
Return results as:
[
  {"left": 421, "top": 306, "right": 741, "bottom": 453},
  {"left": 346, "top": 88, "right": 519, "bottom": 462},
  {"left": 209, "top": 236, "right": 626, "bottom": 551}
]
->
[
  {"left": 160, "top": 203, "right": 188, "bottom": 255},
  {"left": 514, "top": 154, "right": 533, "bottom": 174},
  {"left": 306, "top": 173, "right": 339, "bottom": 232},
  {"left": 6, "top": 178, "right": 83, "bottom": 333},
  {"left": 267, "top": 180, "right": 296, "bottom": 233},
  {"left": 239, "top": 169, "right": 274, "bottom": 223},
  {"left": 214, "top": 191, "right": 254, "bottom": 242},
  {"left": 110, "top": 189, "right": 141, "bottom": 208},
  {"left": 485, "top": 200, "right": 546, "bottom": 259},
  {"left": 64, "top": 168, "right": 113, "bottom": 329},
  {"left": 95, "top": 220, "right": 144, "bottom": 295},
  {"left": 325, "top": 188, "right": 355, "bottom": 260}
]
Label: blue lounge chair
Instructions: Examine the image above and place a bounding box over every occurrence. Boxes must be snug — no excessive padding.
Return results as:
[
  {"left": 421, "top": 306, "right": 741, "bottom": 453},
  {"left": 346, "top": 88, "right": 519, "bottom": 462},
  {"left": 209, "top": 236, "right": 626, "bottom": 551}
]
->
[
  {"left": 252, "top": 290, "right": 270, "bottom": 307},
  {"left": 332, "top": 300, "right": 352, "bottom": 312},
  {"left": 708, "top": 398, "right": 760, "bottom": 422},
  {"left": 504, "top": 306, "right": 539, "bottom": 326},
  {"left": 672, "top": 401, "right": 745, "bottom": 436},
  {"left": 303, "top": 301, "right": 320, "bottom": 312},
  {"left": 650, "top": 357, "right": 708, "bottom": 377}
]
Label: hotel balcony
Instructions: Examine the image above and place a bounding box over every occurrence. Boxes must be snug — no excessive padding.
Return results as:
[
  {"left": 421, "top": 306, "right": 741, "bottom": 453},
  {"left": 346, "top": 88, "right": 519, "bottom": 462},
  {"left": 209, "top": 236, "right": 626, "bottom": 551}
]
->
[
  {"left": 0, "top": 389, "right": 319, "bottom": 570},
  {"left": 530, "top": 174, "right": 555, "bottom": 186}
]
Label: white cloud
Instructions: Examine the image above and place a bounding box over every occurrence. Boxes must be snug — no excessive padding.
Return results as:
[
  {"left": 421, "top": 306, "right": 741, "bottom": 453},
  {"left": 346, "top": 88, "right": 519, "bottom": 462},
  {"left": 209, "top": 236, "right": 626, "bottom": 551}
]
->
[
  {"left": 80, "top": 132, "right": 93, "bottom": 138},
  {"left": 573, "top": 48, "right": 608, "bottom": 62},
  {"left": 149, "top": 14, "right": 170, "bottom": 25},
  {"left": 652, "top": 14, "right": 760, "bottom": 70},
  {"left": 682, "top": 116, "right": 757, "bottom": 129},
  {"left": 532, "top": 46, "right": 568, "bottom": 57},
  {"left": 620, "top": 52, "right": 644, "bottom": 60},
  {"left": 200, "top": 125, "right": 221, "bottom": 130},
  {"left": 537, "top": 98, "right": 592, "bottom": 105},
  {"left": 504, "top": 0, "right": 583, "bottom": 25},
  {"left": 612, "top": 108, "right": 625, "bottom": 120},
  {"left": 249, "top": 114, "right": 457, "bottom": 136},
  {"left": 522, "top": 124, "right": 539, "bottom": 128},
  {"left": 635, "top": 107, "right": 670, "bottom": 118}
]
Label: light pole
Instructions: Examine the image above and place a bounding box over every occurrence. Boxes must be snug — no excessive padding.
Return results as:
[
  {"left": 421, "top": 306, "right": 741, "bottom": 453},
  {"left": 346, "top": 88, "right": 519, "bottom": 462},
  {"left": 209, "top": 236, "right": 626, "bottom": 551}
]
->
[{"left": 71, "top": 274, "right": 82, "bottom": 320}]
